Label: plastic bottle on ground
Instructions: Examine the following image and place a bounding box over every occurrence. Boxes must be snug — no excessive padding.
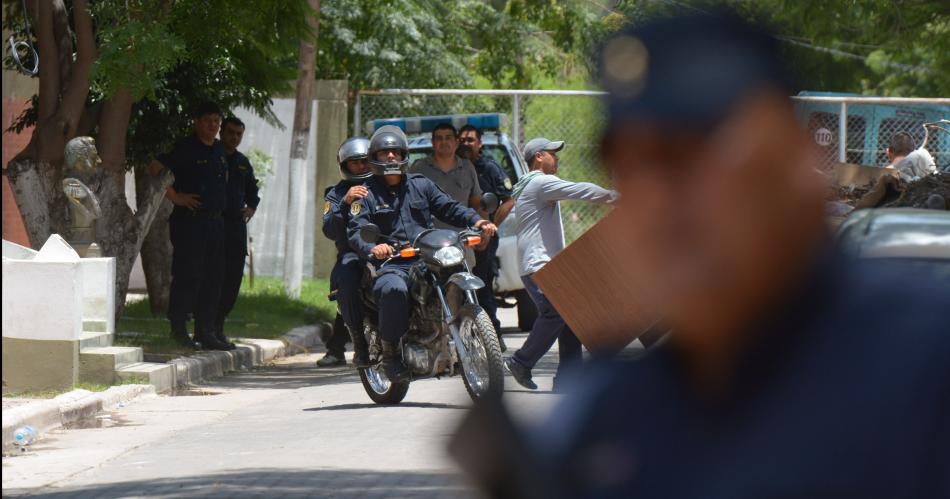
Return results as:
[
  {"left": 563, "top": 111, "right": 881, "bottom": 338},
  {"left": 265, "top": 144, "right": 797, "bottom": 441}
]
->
[{"left": 13, "top": 426, "right": 36, "bottom": 447}]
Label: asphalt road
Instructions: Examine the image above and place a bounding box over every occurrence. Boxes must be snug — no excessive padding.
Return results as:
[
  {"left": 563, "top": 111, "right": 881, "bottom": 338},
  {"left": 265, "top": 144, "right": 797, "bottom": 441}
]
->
[{"left": 2, "top": 308, "right": 586, "bottom": 498}]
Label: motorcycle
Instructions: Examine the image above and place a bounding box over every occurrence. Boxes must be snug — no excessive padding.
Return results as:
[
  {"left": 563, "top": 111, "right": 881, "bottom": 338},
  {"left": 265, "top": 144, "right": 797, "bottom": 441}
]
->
[{"left": 355, "top": 195, "right": 505, "bottom": 404}]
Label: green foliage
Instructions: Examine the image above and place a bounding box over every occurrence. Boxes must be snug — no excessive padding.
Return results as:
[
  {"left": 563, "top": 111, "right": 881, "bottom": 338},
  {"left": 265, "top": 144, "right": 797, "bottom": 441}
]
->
[
  {"left": 245, "top": 148, "right": 274, "bottom": 187},
  {"left": 605, "top": 0, "right": 950, "bottom": 97},
  {"left": 317, "top": 0, "right": 604, "bottom": 90}
]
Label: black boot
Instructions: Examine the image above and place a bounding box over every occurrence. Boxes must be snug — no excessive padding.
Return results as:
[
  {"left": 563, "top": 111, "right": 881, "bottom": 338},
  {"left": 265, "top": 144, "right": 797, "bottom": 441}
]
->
[
  {"left": 214, "top": 318, "right": 237, "bottom": 350},
  {"left": 381, "top": 341, "right": 410, "bottom": 383},
  {"left": 350, "top": 326, "right": 370, "bottom": 368},
  {"left": 194, "top": 322, "right": 232, "bottom": 351},
  {"left": 170, "top": 320, "right": 197, "bottom": 349}
]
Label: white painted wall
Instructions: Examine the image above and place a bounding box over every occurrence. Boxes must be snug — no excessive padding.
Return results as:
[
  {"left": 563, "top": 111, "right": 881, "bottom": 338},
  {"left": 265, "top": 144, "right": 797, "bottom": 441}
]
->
[
  {"left": 2, "top": 235, "right": 85, "bottom": 341},
  {"left": 79, "top": 257, "right": 116, "bottom": 334}
]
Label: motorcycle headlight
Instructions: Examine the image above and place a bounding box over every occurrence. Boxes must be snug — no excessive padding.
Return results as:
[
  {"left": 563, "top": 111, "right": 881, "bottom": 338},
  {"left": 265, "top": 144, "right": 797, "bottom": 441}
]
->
[{"left": 433, "top": 246, "right": 464, "bottom": 267}]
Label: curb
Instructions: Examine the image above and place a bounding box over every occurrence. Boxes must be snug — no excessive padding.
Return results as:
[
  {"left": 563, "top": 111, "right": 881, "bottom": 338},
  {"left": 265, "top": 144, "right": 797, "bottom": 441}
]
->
[
  {"left": 1, "top": 322, "right": 328, "bottom": 449},
  {"left": 2, "top": 384, "right": 156, "bottom": 449},
  {"left": 169, "top": 323, "right": 326, "bottom": 387}
]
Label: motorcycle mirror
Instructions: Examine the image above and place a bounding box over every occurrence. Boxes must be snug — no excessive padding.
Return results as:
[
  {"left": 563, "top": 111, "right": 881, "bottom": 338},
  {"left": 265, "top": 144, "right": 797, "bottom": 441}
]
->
[
  {"left": 359, "top": 224, "right": 381, "bottom": 243},
  {"left": 480, "top": 192, "right": 499, "bottom": 213}
]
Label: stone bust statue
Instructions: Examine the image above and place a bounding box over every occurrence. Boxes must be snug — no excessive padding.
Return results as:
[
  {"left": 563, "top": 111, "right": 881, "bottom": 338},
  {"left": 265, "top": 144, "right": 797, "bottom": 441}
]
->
[{"left": 62, "top": 136, "right": 103, "bottom": 255}]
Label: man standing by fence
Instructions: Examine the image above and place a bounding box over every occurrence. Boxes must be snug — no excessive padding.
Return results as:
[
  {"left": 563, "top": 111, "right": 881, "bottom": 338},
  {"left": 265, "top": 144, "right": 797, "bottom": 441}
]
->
[
  {"left": 505, "top": 138, "right": 617, "bottom": 391},
  {"left": 410, "top": 123, "right": 485, "bottom": 229},
  {"left": 459, "top": 124, "right": 513, "bottom": 350}
]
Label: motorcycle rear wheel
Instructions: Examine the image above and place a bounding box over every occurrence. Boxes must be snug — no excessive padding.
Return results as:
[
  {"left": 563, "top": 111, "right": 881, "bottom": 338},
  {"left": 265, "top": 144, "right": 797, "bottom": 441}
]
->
[
  {"left": 359, "top": 365, "right": 410, "bottom": 405},
  {"left": 457, "top": 304, "right": 505, "bottom": 401}
]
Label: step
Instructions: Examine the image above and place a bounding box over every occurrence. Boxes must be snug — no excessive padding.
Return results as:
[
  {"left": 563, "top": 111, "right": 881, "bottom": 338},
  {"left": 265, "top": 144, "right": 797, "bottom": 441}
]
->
[
  {"left": 116, "top": 362, "right": 176, "bottom": 393},
  {"left": 79, "top": 346, "right": 144, "bottom": 384},
  {"left": 79, "top": 331, "right": 114, "bottom": 349}
]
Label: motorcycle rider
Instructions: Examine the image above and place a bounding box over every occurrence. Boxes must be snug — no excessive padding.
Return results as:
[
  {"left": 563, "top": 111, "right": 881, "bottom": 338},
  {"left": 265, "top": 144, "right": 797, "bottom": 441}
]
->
[
  {"left": 347, "top": 125, "right": 498, "bottom": 382},
  {"left": 320, "top": 137, "right": 373, "bottom": 368}
]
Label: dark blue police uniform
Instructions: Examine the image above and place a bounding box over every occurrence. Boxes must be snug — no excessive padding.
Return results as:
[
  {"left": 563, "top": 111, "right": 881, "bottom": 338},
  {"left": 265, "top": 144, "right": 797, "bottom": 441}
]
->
[
  {"left": 158, "top": 135, "right": 229, "bottom": 336},
  {"left": 347, "top": 174, "right": 481, "bottom": 342},
  {"left": 472, "top": 155, "right": 512, "bottom": 331},
  {"left": 214, "top": 150, "right": 260, "bottom": 333},
  {"left": 322, "top": 179, "right": 367, "bottom": 357},
  {"left": 535, "top": 257, "right": 950, "bottom": 499}
]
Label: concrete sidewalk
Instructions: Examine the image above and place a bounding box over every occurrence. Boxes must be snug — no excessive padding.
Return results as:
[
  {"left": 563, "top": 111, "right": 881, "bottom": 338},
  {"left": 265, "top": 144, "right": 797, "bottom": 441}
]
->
[{"left": 2, "top": 323, "right": 327, "bottom": 450}]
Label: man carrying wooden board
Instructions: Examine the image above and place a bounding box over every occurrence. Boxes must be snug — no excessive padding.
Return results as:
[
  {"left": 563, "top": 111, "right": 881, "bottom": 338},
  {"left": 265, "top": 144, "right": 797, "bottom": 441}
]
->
[{"left": 504, "top": 138, "right": 617, "bottom": 391}]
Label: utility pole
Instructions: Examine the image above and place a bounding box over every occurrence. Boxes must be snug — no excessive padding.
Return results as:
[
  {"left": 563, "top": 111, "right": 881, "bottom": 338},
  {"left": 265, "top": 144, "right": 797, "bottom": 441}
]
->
[{"left": 283, "top": 0, "right": 321, "bottom": 298}]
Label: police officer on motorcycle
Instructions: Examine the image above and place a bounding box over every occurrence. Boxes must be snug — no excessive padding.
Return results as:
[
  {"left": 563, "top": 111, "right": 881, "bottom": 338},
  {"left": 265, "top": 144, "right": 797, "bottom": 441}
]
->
[
  {"left": 321, "top": 137, "right": 373, "bottom": 368},
  {"left": 347, "top": 125, "right": 498, "bottom": 382}
]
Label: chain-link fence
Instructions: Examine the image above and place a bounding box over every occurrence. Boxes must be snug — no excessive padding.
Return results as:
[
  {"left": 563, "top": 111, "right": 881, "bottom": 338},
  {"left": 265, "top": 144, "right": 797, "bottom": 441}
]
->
[
  {"left": 791, "top": 96, "right": 950, "bottom": 170},
  {"left": 355, "top": 89, "right": 609, "bottom": 243},
  {"left": 354, "top": 91, "right": 950, "bottom": 242}
]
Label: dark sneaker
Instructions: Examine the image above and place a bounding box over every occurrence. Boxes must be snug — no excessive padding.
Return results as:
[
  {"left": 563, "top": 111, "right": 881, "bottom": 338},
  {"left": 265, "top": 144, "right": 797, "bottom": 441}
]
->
[
  {"left": 504, "top": 357, "right": 537, "bottom": 390},
  {"left": 317, "top": 354, "right": 346, "bottom": 367},
  {"left": 382, "top": 361, "right": 410, "bottom": 383},
  {"left": 214, "top": 330, "right": 237, "bottom": 350}
]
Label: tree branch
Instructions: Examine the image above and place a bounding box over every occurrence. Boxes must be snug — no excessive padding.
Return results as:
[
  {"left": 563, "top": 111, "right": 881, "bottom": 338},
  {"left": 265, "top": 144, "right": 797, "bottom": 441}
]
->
[
  {"left": 57, "top": 0, "right": 97, "bottom": 138},
  {"left": 51, "top": 0, "right": 73, "bottom": 97},
  {"left": 36, "top": 0, "right": 63, "bottom": 122}
]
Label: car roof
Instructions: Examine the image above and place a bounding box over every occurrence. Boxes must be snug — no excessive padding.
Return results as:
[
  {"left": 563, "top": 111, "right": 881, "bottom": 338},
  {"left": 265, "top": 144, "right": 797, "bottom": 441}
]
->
[{"left": 839, "top": 208, "right": 950, "bottom": 259}]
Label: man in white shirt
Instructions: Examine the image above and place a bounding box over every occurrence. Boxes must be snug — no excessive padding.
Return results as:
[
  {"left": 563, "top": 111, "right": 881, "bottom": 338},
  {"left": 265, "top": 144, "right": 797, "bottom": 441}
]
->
[{"left": 505, "top": 137, "right": 618, "bottom": 391}]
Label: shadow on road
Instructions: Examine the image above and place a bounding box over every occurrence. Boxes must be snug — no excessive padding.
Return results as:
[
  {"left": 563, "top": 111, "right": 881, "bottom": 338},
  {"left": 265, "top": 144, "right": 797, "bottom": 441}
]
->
[
  {"left": 304, "top": 401, "right": 469, "bottom": 412},
  {"left": 4, "top": 468, "right": 473, "bottom": 498}
]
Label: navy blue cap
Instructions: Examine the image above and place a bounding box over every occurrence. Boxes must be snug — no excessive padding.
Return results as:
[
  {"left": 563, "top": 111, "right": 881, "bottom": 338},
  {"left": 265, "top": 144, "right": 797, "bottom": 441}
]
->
[{"left": 600, "top": 12, "right": 794, "bottom": 133}]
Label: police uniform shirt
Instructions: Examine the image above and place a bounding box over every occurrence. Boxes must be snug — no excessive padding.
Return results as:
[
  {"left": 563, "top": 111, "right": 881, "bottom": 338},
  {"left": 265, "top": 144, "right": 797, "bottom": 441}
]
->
[
  {"left": 346, "top": 174, "right": 481, "bottom": 258},
  {"left": 537, "top": 257, "right": 950, "bottom": 498},
  {"left": 409, "top": 156, "right": 482, "bottom": 230},
  {"left": 157, "top": 135, "right": 229, "bottom": 213},
  {"left": 224, "top": 150, "right": 260, "bottom": 219},
  {"left": 323, "top": 180, "right": 364, "bottom": 255},
  {"left": 473, "top": 155, "right": 513, "bottom": 218}
]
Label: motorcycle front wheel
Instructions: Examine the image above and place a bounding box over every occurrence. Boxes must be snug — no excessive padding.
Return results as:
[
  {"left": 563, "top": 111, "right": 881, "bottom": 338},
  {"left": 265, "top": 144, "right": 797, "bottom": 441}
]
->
[{"left": 457, "top": 304, "right": 505, "bottom": 400}]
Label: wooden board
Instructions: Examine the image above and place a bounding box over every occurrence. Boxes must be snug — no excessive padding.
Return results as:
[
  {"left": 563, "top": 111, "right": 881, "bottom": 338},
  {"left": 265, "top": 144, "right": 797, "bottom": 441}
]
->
[{"left": 532, "top": 210, "right": 659, "bottom": 355}]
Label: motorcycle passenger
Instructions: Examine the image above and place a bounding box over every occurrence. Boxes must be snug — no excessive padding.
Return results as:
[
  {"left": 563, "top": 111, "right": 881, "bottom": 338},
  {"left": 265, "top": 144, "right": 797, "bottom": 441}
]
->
[
  {"left": 347, "top": 125, "right": 498, "bottom": 383},
  {"left": 320, "top": 137, "right": 373, "bottom": 368}
]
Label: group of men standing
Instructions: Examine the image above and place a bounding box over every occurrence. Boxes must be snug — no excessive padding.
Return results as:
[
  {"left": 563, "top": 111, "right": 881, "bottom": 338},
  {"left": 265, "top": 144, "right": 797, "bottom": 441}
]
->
[
  {"left": 317, "top": 119, "right": 618, "bottom": 391},
  {"left": 148, "top": 102, "right": 259, "bottom": 351}
]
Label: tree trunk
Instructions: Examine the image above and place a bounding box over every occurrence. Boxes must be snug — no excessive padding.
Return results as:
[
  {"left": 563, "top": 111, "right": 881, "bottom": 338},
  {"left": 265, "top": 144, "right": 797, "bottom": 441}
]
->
[
  {"left": 283, "top": 0, "right": 321, "bottom": 299},
  {"left": 137, "top": 164, "right": 174, "bottom": 317}
]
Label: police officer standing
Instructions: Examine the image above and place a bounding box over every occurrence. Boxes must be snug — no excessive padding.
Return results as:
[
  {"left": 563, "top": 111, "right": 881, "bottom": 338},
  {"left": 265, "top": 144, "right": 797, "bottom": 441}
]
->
[
  {"left": 458, "top": 125, "right": 513, "bottom": 351},
  {"left": 209, "top": 116, "right": 260, "bottom": 349},
  {"left": 318, "top": 137, "right": 372, "bottom": 368},
  {"left": 147, "top": 102, "right": 232, "bottom": 351},
  {"left": 347, "top": 126, "right": 497, "bottom": 382}
]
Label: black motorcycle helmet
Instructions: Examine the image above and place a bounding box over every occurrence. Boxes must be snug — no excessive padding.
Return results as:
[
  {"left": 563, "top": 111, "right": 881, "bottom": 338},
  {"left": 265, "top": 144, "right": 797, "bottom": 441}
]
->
[
  {"left": 337, "top": 137, "right": 372, "bottom": 181},
  {"left": 368, "top": 125, "right": 410, "bottom": 176}
]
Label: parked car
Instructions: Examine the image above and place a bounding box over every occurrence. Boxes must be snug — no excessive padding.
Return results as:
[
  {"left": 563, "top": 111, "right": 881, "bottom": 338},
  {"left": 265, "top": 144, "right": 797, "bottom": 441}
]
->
[
  {"left": 365, "top": 113, "right": 538, "bottom": 331},
  {"left": 836, "top": 208, "right": 950, "bottom": 285}
]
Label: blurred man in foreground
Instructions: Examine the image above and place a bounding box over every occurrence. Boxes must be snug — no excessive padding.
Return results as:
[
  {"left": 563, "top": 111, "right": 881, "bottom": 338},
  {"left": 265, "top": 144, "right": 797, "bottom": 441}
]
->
[{"left": 452, "top": 13, "right": 949, "bottom": 499}]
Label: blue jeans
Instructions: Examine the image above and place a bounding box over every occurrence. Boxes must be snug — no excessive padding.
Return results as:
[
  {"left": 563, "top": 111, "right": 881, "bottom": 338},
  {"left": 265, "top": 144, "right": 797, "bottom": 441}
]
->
[{"left": 512, "top": 274, "right": 582, "bottom": 373}]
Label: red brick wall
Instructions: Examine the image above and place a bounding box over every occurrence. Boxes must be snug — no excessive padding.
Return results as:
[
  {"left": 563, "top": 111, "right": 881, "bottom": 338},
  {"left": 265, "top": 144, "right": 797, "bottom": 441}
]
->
[{"left": 2, "top": 97, "right": 32, "bottom": 247}]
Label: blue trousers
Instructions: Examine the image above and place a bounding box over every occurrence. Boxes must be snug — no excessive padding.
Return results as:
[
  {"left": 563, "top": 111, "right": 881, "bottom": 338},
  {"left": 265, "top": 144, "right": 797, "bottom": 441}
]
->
[
  {"left": 373, "top": 261, "right": 415, "bottom": 343},
  {"left": 473, "top": 236, "right": 501, "bottom": 331},
  {"left": 331, "top": 252, "right": 365, "bottom": 335},
  {"left": 168, "top": 215, "right": 224, "bottom": 334},
  {"left": 511, "top": 274, "right": 582, "bottom": 373}
]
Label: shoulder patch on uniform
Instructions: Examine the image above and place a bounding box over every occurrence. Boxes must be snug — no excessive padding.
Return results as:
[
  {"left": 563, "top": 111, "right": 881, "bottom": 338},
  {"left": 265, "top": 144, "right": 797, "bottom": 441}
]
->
[
  {"left": 504, "top": 177, "right": 512, "bottom": 190},
  {"left": 350, "top": 201, "right": 362, "bottom": 216},
  {"left": 323, "top": 201, "right": 331, "bottom": 215}
]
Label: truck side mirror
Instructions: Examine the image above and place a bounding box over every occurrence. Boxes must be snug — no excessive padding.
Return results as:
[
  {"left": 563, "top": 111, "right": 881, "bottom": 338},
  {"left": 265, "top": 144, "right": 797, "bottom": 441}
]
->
[
  {"left": 480, "top": 192, "right": 499, "bottom": 213},
  {"left": 359, "top": 224, "right": 381, "bottom": 243}
]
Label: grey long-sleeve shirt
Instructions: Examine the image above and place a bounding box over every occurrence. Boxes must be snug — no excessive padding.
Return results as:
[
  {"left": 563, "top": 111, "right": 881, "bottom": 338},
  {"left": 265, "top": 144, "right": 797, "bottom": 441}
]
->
[{"left": 515, "top": 174, "right": 617, "bottom": 276}]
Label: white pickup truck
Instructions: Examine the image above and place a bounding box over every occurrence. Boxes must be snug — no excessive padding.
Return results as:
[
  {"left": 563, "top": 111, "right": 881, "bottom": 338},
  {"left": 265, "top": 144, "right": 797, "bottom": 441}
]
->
[{"left": 366, "top": 113, "right": 538, "bottom": 331}]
